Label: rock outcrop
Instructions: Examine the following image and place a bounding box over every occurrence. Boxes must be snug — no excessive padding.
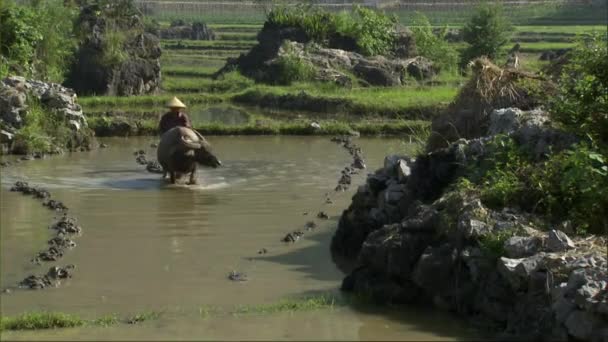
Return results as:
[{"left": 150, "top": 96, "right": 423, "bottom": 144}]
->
[
  {"left": 427, "top": 58, "right": 555, "bottom": 152},
  {"left": 65, "top": 2, "right": 161, "bottom": 96},
  {"left": 160, "top": 21, "right": 215, "bottom": 40},
  {"left": 215, "top": 22, "right": 434, "bottom": 86},
  {"left": 331, "top": 107, "right": 607, "bottom": 340},
  {"left": 0, "top": 76, "right": 95, "bottom": 154}
]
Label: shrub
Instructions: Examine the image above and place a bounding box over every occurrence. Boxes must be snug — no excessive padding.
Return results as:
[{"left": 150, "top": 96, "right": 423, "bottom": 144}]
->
[
  {"left": 266, "top": 5, "right": 397, "bottom": 56},
  {"left": 271, "top": 51, "right": 316, "bottom": 85},
  {"left": 459, "top": 3, "right": 513, "bottom": 68},
  {"left": 463, "top": 135, "right": 608, "bottom": 235},
  {"left": 0, "top": 0, "right": 76, "bottom": 82},
  {"left": 550, "top": 32, "right": 608, "bottom": 145},
  {"left": 410, "top": 12, "right": 458, "bottom": 71}
]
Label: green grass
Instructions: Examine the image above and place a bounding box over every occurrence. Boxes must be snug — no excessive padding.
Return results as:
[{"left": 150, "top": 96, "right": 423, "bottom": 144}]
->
[
  {"left": 0, "top": 312, "right": 85, "bottom": 331},
  {"left": 216, "top": 33, "right": 258, "bottom": 41},
  {"left": 0, "top": 311, "right": 163, "bottom": 331},
  {"left": 233, "top": 295, "right": 339, "bottom": 315},
  {"left": 126, "top": 311, "right": 162, "bottom": 324},
  {"left": 163, "top": 65, "right": 221, "bottom": 78},
  {"left": 162, "top": 74, "right": 253, "bottom": 93},
  {"left": 162, "top": 39, "right": 256, "bottom": 47},
  {"left": 513, "top": 25, "right": 607, "bottom": 34},
  {"left": 79, "top": 93, "right": 225, "bottom": 110}
]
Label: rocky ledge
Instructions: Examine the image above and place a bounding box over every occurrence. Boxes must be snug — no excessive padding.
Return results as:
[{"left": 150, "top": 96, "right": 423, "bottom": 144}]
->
[
  {"left": 215, "top": 22, "right": 436, "bottom": 87},
  {"left": 331, "top": 107, "right": 607, "bottom": 341},
  {"left": 0, "top": 76, "right": 95, "bottom": 154}
]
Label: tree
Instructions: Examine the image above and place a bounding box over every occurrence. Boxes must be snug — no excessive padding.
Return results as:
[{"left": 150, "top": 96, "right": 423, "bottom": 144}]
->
[{"left": 459, "top": 3, "right": 512, "bottom": 68}]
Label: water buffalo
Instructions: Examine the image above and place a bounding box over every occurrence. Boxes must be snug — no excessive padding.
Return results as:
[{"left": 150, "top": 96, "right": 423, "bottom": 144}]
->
[{"left": 157, "top": 126, "right": 221, "bottom": 184}]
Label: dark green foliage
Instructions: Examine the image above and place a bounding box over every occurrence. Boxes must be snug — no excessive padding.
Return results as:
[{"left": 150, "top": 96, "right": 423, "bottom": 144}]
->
[
  {"left": 0, "top": 0, "right": 76, "bottom": 82},
  {"left": 550, "top": 32, "right": 608, "bottom": 144},
  {"left": 266, "top": 5, "right": 397, "bottom": 56},
  {"left": 463, "top": 135, "right": 608, "bottom": 235},
  {"left": 410, "top": 12, "right": 458, "bottom": 71},
  {"left": 270, "top": 49, "right": 315, "bottom": 85},
  {"left": 459, "top": 3, "right": 513, "bottom": 67}
]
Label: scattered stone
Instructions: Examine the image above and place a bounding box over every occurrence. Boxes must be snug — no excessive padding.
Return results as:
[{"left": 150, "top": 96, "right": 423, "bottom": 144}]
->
[
  {"left": 150, "top": 142, "right": 158, "bottom": 148},
  {"left": 2, "top": 288, "right": 11, "bottom": 294},
  {"left": 19, "top": 275, "right": 53, "bottom": 290},
  {"left": 47, "top": 265, "right": 75, "bottom": 279},
  {"left": 305, "top": 221, "right": 317, "bottom": 230},
  {"left": 100, "top": 143, "right": 108, "bottom": 148},
  {"left": 48, "top": 236, "right": 76, "bottom": 249},
  {"left": 504, "top": 236, "right": 542, "bottom": 258},
  {"left": 32, "top": 246, "right": 64, "bottom": 263},
  {"left": 310, "top": 122, "right": 321, "bottom": 130},
  {"left": 135, "top": 154, "right": 148, "bottom": 165},
  {"left": 258, "top": 248, "right": 268, "bottom": 254},
  {"left": 43, "top": 199, "right": 68, "bottom": 211},
  {"left": 50, "top": 215, "right": 81, "bottom": 234},
  {"left": 325, "top": 198, "right": 333, "bottom": 204},
  {"left": 228, "top": 271, "right": 248, "bottom": 282},
  {"left": 547, "top": 229, "right": 575, "bottom": 252},
  {"left": 282, "top": 231, "right": 304, "bottom": 243},
  {"left": 146, "top": 160, "right": 163, "bottom": 174},
  {"left": 317, "top": 211, "right": 329, "bottom": 220}
]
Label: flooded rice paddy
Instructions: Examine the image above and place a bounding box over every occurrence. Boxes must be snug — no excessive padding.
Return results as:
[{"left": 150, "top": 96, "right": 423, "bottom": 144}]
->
[{"left": 1, "top": 136, "right": 479, "bottom": 340}]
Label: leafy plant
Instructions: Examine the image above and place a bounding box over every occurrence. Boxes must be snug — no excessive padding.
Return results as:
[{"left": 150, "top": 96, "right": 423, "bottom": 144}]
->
[
  {"left": 550, "top": 32, "right": 608, "bottom": 144},
  {"left": 459, "top": 3, "right": 513, "bottom": 68},
  {"left": 410, "top": 12, "right": 458, "bottom": 71},
  {"left": 0, "top": 0, "right": 76, "bottom": 82},
  {"left": 272, "top": 52, "right": 316, "bottom": 85},
  {"left": 266, "top": 5, "right": 397, "bottom": 56}
]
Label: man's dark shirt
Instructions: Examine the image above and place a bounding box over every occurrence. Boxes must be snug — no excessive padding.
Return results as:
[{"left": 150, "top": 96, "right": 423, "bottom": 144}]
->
[{"left": 159, "top": 111, "right": 192, "bottom": 135}]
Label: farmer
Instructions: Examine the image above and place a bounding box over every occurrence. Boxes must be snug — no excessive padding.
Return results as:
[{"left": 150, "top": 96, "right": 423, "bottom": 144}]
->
[{"left": 159, "top": 97, "right": 192, "bottom": 135}]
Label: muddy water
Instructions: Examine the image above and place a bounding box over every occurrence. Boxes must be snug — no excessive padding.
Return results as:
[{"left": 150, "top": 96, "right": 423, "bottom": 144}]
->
[{"left": 0, "top": 136, "right": 478, "bottom": 340}]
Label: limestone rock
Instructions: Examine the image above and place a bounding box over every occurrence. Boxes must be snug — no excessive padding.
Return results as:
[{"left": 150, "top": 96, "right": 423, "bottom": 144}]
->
[
  {"left": 504, "top": 236, "right": 542, "bottom": 258},
  {"left": 546, "top": 230, "right": 575, "bottom": 252}
]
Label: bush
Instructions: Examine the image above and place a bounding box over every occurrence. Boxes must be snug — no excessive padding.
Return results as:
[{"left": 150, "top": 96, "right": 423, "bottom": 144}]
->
[
  {"left": 272, "top": 53, "right": 316, "bottom": 85},
  {"left": 459, "top": 3, "right": 512, "bottom": 68},
  {"left": 550, "top": 32, "right": 608, "bottom": 145},
  {"left": 266, "top": 5, "right": 397, "bottom": 56},
  {"left": 463, "top": 135, "right": 608, "bottom": 235},
  {"left": 410, "top": 12, "right": 458, "bottom": 71},
  {"left": 0, "top": 0, "right": 76, "bottom": 82}
]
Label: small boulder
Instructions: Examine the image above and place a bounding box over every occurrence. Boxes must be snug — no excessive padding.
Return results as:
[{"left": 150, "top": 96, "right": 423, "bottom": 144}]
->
[
  {"left": 546, "top": 229, "right": 575, "bottom": 252},
  {"left": 503, "top": 236, "right": 542, "bottom": 258},
  {"left": 406, "top": 57, "right": 437, "bottom": 80},
  {"left": 397, "top": 159, "right": 411, "bottom": 183},
  {"left": 564, "top": 310, "right": 597, "bottom": 341}
]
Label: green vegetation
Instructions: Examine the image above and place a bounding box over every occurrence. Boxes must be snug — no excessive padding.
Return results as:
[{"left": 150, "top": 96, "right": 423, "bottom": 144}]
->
[
  {"left": 126, "top": 311, "right": 162, "bottom": 324},
  {"left": 0, "top": 0, "right": 77, "bottom": 82},
  {"left": 550, "top": 32, "right": 607, "bottom": 143},
  {"left": 410, "top": 12, "right": 458, "bottom": 71},
  {"left": 460, "top": 3, "right": 513, "bottom": 67},
  {"left": 267, "top": 4, "right": 397, "bottom": 56},
  {"left": 270, "top": 47, "right": 316, "bottom": 85},
  {"left": 462, "top": 134, "right": 607, "bottom": 235},
  {"left": 0, "top": 312, "right": 85, "bottom": 331},
  {"left": 10, "top": 98, "right": 92, "bottom": 155},
  {"left": 233, "top": 294, "right": 338, "bottom": 314},
  {"left": 0, "top": 310, "right": 161, "bottom": 331}
]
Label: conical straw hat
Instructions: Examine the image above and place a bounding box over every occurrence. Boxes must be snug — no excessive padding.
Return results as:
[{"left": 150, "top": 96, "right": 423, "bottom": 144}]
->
[{"left": 166, "top": 96, "right": 186, "bottom": 108}]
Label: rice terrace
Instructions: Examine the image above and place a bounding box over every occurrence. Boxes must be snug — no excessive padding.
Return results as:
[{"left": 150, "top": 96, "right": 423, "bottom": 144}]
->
[{"left": 0, "top": 0, "right": 606, "bottom": 340}]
